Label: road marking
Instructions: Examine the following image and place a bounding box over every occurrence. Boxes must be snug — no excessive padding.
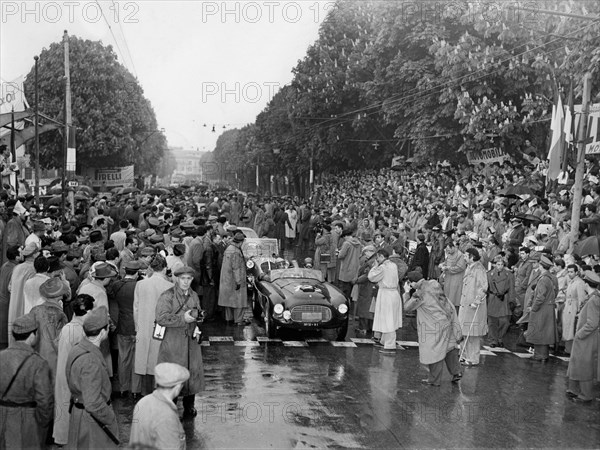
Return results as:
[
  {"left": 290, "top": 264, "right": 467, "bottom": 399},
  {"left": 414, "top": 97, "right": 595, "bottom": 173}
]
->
[
  {"left": 282, "top": 341, "right": 308, "bottom": 347},
  {"left": 483, "top": 346, "right": 511, "bottom": 353},
  {"left": 350, "top": 338, "right": 375, "bottom": 345},
  {"left": 480, "top": 350, "right": 497, "bottom": 356},
  {"left": 234, "top": 341, "right": 260, "bottom": 347},
  {"left": 209, "top": 336, "right": 234, "bottom": 343},
  {"left": 513, "top": 352, "right": 534, "bottom": 358},
  {"left": 397, "top": 341, "right": 419, "bottom": 347},
  {"left": 331, "top": 342, "right": 357, "bottom": 347},
  {"left": 257, "top": 337, "right": 282, "bottom": 343}
]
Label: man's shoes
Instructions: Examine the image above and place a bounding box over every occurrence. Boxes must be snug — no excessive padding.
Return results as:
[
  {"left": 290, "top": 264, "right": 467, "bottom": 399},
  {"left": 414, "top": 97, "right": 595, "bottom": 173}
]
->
[
  {"left": 497, "top": 342, "right": 505, "bottom": 348},
  {"left": 421, "top": 379, "right": 440, "bottom": 386},
  {"left": 531, "top": 355, "right": 548, "bottom": 362},
  {"left": 378, "top": 348, "right": 396, "bottom": 355},
  {"left": 565, "top": 390, "right": 579, "bottom": 398},
  {"left": 488, "top": 343, "right": 498, "bottom": 348},
  {"left": 451, "top": 373, "right": 463, "bottom": 383},
  {"left": 373, "top": 341, "right": 384, "bottom": 348},
  {"left": 183, "top": 407, "right": 198, "bottom": 419}
]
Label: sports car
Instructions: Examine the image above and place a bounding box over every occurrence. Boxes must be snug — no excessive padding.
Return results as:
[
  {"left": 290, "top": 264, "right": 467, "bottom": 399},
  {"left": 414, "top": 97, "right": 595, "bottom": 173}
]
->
[{"left": 247, "top": 256, "right": 349, "bottom": 341}]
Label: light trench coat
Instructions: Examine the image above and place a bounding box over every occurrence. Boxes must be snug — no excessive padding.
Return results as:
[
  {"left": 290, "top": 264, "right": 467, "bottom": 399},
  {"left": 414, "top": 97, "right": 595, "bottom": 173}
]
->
[
  {"left": 134, "top": 273, "right": 174, "bottom": 375},
  {"left": 562, "top": 276, "right": 587, "bottom": 342},
  {"left": 7, "top": 260, "right": 36, "bottom": 344},
  {"left": 368, "top": 260, "right": 402, "bottom": 333},
  {"left": 53, "top": 316, "right": 86, "bottom": 445},
  {"left": 458, "top": 261, "right": 489, "bottom": 336}
]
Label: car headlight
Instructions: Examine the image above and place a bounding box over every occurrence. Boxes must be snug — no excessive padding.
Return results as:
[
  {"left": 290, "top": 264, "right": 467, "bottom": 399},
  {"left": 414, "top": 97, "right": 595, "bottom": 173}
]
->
[
  {"left": 338, "top": 304, "right": 348, "bottom": 314},
  {"left": 246, "top": 260, "right": 255, "bottom": 269},
  {"left": 283, "top": 310, "right": 291, "bottom": 320},
  {"left": 273, "top": 304, "right": 284, "bottom": 314}
]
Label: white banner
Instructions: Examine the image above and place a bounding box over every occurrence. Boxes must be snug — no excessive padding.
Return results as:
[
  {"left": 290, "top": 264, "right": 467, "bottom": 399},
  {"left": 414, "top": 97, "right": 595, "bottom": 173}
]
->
[
  {"left": 574, "top": 103, "right": 600, "bottom": 155},
  {"left": 84, "top": 165, "right": 134, "bottom": 187},
  {"left": 467, "top": 148, "right": 510, "bottom": 165},
  {"left": 0, "top": 76, "right": 28, "bottom": 114}
]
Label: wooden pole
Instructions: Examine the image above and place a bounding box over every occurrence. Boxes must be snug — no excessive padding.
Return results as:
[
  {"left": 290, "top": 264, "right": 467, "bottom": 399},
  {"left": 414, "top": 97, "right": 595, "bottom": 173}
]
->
[
  {"left": 62, "top": 30, "right": 71, "bottom": 221},
  {"left": 570, "top": 73, "right": 592, "bottom": 239}
]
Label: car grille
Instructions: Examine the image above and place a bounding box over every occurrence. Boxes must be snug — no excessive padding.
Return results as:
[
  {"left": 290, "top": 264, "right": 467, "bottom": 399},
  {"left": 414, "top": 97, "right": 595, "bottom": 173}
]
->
[{"left": 290, "top": 305, "right": 332, "bottom": 323}]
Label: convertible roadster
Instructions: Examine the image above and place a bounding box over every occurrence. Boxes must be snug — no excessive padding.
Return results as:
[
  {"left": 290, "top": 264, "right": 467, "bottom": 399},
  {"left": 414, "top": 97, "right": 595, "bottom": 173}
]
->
[{"left": 246, "top": 256, "right": 349, "bottom": 341}]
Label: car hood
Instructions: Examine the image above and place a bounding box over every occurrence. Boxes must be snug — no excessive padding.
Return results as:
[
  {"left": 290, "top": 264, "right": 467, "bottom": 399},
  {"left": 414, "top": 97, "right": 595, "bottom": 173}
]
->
[{"left": 273, "top": 278, "right": 332, "bottom": 304}]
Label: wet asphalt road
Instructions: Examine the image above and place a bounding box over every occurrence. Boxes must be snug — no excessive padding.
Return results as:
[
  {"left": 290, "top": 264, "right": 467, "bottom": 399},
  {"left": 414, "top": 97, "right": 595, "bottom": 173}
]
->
[{"left": 111, "top": 317, "right": 600, "bottom": 449}]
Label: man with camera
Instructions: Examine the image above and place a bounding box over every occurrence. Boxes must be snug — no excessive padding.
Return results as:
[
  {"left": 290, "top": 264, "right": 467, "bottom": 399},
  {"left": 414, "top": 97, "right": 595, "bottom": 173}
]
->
[{"left": 155, "top": 265, "right": 205, "bottom": 419}]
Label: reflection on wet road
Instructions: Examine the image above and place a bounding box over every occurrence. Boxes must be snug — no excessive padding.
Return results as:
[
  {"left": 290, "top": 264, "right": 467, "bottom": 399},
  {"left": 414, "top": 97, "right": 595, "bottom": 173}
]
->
[{"left": 113, "top": 321, "right": 600, "bottom": 448}]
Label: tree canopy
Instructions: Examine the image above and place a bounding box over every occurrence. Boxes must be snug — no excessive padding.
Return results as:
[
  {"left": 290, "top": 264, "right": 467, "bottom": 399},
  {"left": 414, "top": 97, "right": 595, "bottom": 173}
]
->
[
  {"left": 215, "top": 0, "right": 600, "bottom": 193},
  {"left": 23, "top": 35, "right": 167, "bottom": 175}
]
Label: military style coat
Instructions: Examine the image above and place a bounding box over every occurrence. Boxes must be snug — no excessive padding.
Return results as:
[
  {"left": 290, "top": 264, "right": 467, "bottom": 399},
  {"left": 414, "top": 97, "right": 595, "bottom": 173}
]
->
[
  {"left": 567, "top": 291, "right": 599, "bottom": 382},
  {"left": 217, "top": 243, "right": 248, "bottom": 309},
  {"left": 525, "top": 271, "right": 558, "bottom": 345}
]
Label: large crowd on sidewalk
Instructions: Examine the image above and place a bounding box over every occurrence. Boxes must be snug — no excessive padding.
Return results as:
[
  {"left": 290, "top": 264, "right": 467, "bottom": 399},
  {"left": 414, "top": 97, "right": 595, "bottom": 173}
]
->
[{"left": 0, "top": 151, "right": 599, "bottom": 448}]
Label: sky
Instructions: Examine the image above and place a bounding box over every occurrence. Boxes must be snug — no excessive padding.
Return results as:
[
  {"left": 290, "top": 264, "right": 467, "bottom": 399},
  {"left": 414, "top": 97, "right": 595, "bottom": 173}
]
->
[{"left": 1, "top": 1, "right": 331, "bottom": 152}]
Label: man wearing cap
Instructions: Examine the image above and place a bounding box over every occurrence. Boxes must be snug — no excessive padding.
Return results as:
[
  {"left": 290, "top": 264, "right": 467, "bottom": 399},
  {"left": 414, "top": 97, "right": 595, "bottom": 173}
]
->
[
  {"left": 218, "top": 231, "right": 249, "bottom": 325},
  {"left": 155, "top": 266, "right": 205, "bottom": 418},
  {"left": 1, "top": 199, "right": 30, "bottom": 266},
  {"left": 24, "top": 220, "right": 46, "bottom": 249},
  {"left": 0, "top": 313, "right": 53, "bottom": 449},
  {"left": 130, "top": 362, "right": 189, "bottom": 449},
  {"left": 566, "top": 271, "right": 600, "bottom": 403},
  {"left": 404, "top": 270, "right": 463, "bottom": 385},
  {"left": 513, "top": 247, "right": 534, "bottom": 319},
  {"left": 66, "top": 306, "right": 119, "bottom": 448},
  {"left": 486, "top": 256, "right": 515, "bottom": 348},
  {"left": 525, "top": 255, "right": 559, "bottom": 361},
  {"left": 7, "top": 242, "right": 40, "bottom": 344},
  {"left": 458, "top": 248, "right": 489, "bottom": 365},
  {"left": 108, "top": 260, "right": 142, "bottom": 398},
  {"left": 134, "top": 255, "right": 174, "bottom": 395},
  {"left": 29, "top": 277, "right": 69, "bottom": 380}
]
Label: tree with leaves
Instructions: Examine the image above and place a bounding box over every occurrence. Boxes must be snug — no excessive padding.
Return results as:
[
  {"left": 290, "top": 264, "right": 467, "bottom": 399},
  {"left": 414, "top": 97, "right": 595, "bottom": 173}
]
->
[{"left": 23, "top": 35, "right": 167, "bottom": 175}]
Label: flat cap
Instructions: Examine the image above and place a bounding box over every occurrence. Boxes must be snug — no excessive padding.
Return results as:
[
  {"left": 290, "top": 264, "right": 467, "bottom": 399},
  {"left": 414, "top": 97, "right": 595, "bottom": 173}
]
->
[
  {"left": 39, "top": 277, "right": 69, "bottom": 299},
  {"left": 83, "top": 306, "right": 110, "bottom": 333},
  {"left": 154, "top": 362, "right": 190, "bottom": 388},
  {"left": 123, "top": 260, "right": 143, "bottom": 271},
  {"left": 140, "top": 246, "right": 156, "bottom": 256},
  {"left": 583, "top": 270, "right": 600, "bottom": 286},
  {"left": 12, "top": 313, "right": 37, "bottom": 334},
  {"left": 539, "top": 255, "right": 553, "bottom": 269},
  {"left": 173, "top": 265, "right": 195, "bottom": 277},
  {"left": 407, "top": 270, "right": 424, "bottom": 282}
]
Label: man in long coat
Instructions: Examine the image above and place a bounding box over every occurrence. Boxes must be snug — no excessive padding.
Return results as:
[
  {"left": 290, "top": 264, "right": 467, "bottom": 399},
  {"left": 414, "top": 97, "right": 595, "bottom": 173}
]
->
[
  {"left": 514, "top": 247, "right": 534, "bottom": 319},
  {"left": 525, "top": 255, "right": 558, "bottom": 361},
  {"left": 0, "top": 244, "right": 19, "bottom": 349},
  {"left": 155, "top": 266, "right": 205, "bottom": 419},
  {"left": 0, "top": 313, "right": 53, "bottom": 449},
  {"left": 7, "top": 242, "right": 39, "bottom": 344},
  {"left": 1, "top": 201, "right": 29, "bottom": 266},
  {"left": 66, "top": 306, "right": 119, "bottom": 449},
  {"left": 368, "top": 249, "right": 402, "bottom": 354},
  {"left": 440, "top": 241, "right": 466, "bottom": 313},
  {"left": 562, "top": 264, "right": 587, "bottom": 354},
  {"left": 458, "top": 248, "right": 488, "bottom": 365},
  {"left": 404, "top": 272, "right": 463, "bottom": 386},
  {"left": 218, "top": 231, "right": 248, "bottom": 325},
  {"left": 134, "top": 256, "right": 173, "bottom": 395},
  {"left": 566, "top": 271, "right": 599, "bottom": 402},
  {"left": 486, "top": 256, "right": 515, "bottom": 348}
]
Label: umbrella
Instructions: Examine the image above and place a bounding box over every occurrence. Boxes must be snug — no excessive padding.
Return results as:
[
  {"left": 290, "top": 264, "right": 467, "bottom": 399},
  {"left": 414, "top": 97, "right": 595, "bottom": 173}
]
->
[
  {"left": 76, "top": 185, "right": 95, "bottom": 195},
  {"left": 74, "top": 192, "right": 90, "bottom": 201},
  {"left": 121, "top": 187, "right": 140, "bottom": 194},
  {"left": 497, "top": 185, "right": 535, "bottom": 197},
  {"left": 573, "top": 236, "right": 600, "bottom": 257},
  {"left": 146, "top": 188, "right": 168, "bottom": 196},
  {"left": 111, "top": 187, "right": 122, "bottom": 194},
  {"left": 514, "top": 213, "right": 543, "bottom": 224},
  {"left": 45, "top": 196, "right": 70, "bottom": 206}
]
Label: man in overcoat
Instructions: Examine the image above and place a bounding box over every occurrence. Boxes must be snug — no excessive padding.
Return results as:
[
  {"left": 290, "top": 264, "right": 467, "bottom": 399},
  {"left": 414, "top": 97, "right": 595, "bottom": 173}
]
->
[
  {"left": 66, "top": 306, "right": 119, "bottom": 449},
  {"left": 218, "top": 231, "right": 248, "bottom": 325},
  {"left": 486, "top": 256, "right": 515, "bottom": 348},
  {"left": 458, "top": 248, "right": 488, "bottom": 365},
  {"left": 566, "top": 271, "right": 599, "bottom": 403},
  {"left": 155, "top": 266, "right": 205, "bottom": 419},
  {"left": 0, "top": 313, "right": 53, "bottom": 449},
  {"left": 7, "top": 242, "right": 39, "bottom": 344},
  {"left": 440, "top": 241, "right": 466, "bottom": 313},
  {"left": 525, "top": 255, "right": 558, "bottom": 361}
]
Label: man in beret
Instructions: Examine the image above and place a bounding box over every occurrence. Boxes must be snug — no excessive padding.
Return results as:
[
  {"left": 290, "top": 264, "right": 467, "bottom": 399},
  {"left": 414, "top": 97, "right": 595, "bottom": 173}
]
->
[
  {"left": 566, "top": 271, "right": 600, "bottom": 402},
  {"left": 108, "top": 260, "right": 142, "bottom": 398},
  {"left": 66, "top": 306, "right": 119, "bottom": 448},
  {"left": 155, "top": 265, "right": 205, "bottom": 419},
  {"left": 0, "top": 313, "right": 53, "bottom": 449},
  {"left": 525, "top": 255, "right": 559, "bottom": 361},
  {"left": 130, "top": 363, "right": 189, "bottom": 448},
  {"left": 218, "top": 231, "right": 249, "bottom": 325}
]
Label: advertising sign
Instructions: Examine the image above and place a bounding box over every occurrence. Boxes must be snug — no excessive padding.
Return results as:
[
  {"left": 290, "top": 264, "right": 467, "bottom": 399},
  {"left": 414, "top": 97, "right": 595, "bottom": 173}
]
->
[{"left": 84, "top": 165, "right": 134, "bottom": 187}]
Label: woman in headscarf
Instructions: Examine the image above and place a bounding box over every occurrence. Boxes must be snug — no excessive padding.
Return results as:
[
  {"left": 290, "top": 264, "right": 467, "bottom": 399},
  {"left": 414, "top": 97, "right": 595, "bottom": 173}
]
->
[{"left": 404, "top": 270, "right": 463, "bottom": 386}]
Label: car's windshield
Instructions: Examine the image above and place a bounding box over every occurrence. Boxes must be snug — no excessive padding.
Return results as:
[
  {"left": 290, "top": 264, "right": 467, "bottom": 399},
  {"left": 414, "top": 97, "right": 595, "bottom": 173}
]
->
[{"left": 270, "top": 268, "right": 324, "bottom": 282}]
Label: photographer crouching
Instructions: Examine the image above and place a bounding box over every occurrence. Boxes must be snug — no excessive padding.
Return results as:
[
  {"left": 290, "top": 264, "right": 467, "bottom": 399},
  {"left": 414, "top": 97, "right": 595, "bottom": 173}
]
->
[{"left": 155, "top": 265, "right": 205, "bottom": 419}]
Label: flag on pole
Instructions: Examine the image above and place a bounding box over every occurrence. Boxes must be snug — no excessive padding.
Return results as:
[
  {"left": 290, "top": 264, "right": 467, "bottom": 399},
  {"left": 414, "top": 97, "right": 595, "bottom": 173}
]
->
[{"left": 547, "top": 96, "right": 564, "bottom": 182}]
